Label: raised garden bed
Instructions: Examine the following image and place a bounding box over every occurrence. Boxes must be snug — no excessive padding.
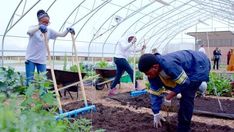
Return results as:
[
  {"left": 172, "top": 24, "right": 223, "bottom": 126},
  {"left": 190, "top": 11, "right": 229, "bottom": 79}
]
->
[
  {"left": 108, "top": 92, "right": 234, "bottom": 119},
  {"left": 63, "top": 102, "right": 234, "bottom": 132}
]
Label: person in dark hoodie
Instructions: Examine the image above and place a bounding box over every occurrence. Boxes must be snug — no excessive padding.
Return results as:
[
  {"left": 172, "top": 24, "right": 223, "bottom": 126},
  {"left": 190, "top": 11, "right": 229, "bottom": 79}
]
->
[
  {"left": 25, "top": 9, "right": 75, "bottom": 85},
  {"left": 212, "top": 47, "right": 221, "bottom": 70},
  {"left": 138, "top": 50, "right": 210, "bottom": 132}
]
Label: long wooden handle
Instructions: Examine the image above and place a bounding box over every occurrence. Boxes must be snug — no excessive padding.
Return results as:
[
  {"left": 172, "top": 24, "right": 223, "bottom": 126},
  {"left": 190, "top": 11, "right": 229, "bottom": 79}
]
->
[
  {"left": 52, "top": 74, "right": 99, "bottom": 92},
  {"left": 133, "top": 40, "right": 136, "bottom": 90},
  {"left": 71, "top": 34, "right": 88, "bottom": 106},
  {"left": 43, "top": 33, "right": 63, "bottom": 113}
]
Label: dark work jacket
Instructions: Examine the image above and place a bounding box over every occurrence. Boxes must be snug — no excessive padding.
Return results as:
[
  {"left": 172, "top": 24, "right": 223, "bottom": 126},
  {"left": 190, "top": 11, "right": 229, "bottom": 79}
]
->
[
  {"left": 213, "top": 49, "right": 221, "bottom": 59},
  {"left": 148, "top": 50, "right": 211, "bottom": 114}
]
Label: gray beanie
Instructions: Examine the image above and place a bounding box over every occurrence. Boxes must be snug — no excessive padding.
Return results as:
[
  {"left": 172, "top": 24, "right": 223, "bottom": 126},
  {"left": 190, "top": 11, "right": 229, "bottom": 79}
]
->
[
  {"left": 37, "top": 9, "right": 50, "bottom": 20},
  {"left": 138, "top": 53, "right": 159, "bottom": 72}
]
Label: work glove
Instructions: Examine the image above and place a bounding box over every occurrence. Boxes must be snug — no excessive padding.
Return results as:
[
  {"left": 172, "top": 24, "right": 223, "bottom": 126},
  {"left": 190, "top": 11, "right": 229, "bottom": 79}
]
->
[
  {"left": 176, "top": 93, "right": 182, "bottom": 99},
  {"left": 67, "top": 27, "right": 75, "bottom": 34},
  {"left": 39, "top": 24, "right": 47, "bottom": 33},
  {"left": 142, "top": 45, "right": 146, "bottom": 50},
  {"left": 198, "top": 81, "right": 207, "bottom": 96},
  {"left": 163, "top": 97, "right": 171, "bottom": 107},
  {"left": 153, "top": 113, "right": 166, "bottom": 128}
]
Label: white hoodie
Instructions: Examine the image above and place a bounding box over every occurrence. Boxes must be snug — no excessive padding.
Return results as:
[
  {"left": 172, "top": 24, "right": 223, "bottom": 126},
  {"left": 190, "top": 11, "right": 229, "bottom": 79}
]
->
[{"left": 114, "top": 34, "right": 142, "bottom": 59}]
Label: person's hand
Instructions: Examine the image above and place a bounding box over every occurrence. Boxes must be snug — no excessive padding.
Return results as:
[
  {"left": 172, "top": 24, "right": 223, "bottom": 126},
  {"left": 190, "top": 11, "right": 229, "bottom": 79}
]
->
[
  {"left": 39, "top": 24, "right": 47, "bottom": 33},
  {"left": 163, "top": 97, "right": 171, "bottom": 107},
  {"left": 142, "top": 45, "right": 146, "bottom": 50},
  {"left": 130, "top": 37, "right": 137, "bottom": 44},
  {"left": 176, "top": 93, "right": 182, "bottom": 99},
  {"left": 153, "top": 113, "right": 166, "bottom": 128},
  {"left": 198, "top": 81, "right": 207, "bottom": 96},
  {"left": 67, "top": 27, "right": 75, "bottom": 34}
]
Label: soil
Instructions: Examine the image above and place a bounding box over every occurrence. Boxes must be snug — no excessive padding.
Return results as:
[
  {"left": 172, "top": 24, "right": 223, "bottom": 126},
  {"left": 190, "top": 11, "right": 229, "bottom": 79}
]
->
[
  {"left": 108, "top": 92, "right": 234, "bottom": 115},
  {"left": 59, "top": 82, "right": 234, "bottom": 132},
  {"left": 63, "top": 102, "right": 234, "bottom": 132}
]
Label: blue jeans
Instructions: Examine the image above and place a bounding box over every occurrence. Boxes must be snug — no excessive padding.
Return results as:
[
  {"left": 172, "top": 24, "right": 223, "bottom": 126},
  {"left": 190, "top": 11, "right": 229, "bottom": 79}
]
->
[
  {"left": 111, "top": 57, "right": 138, "bottom": 89},
  {"left": 25, "top": 60, "right": 46, "bottom": 85},
  {"left": 177, "top": 81, "right": 201, "bottom": 132}
]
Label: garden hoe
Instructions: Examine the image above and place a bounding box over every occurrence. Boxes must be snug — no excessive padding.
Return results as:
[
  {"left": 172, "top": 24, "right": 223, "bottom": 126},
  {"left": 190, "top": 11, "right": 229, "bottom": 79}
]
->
[{"left": 43, "top": 33, "right": 95, "bottom": 120}]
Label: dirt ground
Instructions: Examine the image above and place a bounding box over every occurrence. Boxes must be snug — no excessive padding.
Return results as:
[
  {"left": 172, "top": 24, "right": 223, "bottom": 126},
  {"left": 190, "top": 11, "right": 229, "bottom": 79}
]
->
[
  {"left": 60, "top": 82, "right": 234, "bottom": 132},
  {"left": 108, "top": 92, "right": 234, "bottom": 116}
]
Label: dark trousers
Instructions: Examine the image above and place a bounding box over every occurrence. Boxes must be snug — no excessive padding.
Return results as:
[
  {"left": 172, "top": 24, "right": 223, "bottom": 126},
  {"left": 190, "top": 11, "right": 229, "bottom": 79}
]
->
[
  {"left": 111, "top": 57, "right": 137, "bottom": 89},
  {"left": 213, "top": 58, "right": 219, "bottom": 70},
  {"left": 177, "top": 81, "right": 201, "bottom": 132}
]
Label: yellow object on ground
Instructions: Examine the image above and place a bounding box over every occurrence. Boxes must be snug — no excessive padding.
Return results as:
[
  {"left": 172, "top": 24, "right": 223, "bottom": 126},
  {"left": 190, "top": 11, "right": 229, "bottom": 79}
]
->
[{"left": 227, "top": 49, "right": 234, "bottom": 71}]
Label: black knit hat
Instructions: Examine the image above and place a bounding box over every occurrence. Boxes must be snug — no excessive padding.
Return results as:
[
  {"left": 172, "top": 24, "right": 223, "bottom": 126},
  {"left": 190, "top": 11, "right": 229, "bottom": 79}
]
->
[
  {"left": 37, "top": 9, "right": 50, "bottom": 20},
  {"left": 138, "top": 53, "right": 159, "bottom": 72}
]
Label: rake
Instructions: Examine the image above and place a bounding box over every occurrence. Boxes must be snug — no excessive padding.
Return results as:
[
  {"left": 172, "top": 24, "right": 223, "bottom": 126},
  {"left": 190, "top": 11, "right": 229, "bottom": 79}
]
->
[
  {"left": 43, "top": 33, "right": 96, "bottom": 120},
  {"left": 130, "top": 38, "right": 147, "bottom": 97}
]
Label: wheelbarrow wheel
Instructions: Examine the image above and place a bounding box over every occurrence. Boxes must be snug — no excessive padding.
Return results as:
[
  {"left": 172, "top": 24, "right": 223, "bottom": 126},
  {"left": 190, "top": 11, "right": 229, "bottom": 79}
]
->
[{"left": 95, "top": 77, "right": 105, "bottom": 90}]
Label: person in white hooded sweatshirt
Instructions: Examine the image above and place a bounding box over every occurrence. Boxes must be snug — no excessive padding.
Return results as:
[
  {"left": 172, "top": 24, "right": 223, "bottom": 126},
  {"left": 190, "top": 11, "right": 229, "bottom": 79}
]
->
[{"left": 108, "top": 34, "right": 146, "bottom": 96}]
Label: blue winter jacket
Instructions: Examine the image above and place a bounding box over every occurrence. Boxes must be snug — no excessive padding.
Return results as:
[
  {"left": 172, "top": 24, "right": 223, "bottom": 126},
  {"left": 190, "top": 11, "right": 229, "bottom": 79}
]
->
[{"left": 148, "top": 50, "right": 211, "bottom": 114}]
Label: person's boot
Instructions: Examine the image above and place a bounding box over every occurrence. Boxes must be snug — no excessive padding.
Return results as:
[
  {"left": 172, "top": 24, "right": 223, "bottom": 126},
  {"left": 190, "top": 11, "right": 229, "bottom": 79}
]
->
[{"left": 108, "top": 88, "right": 118, "bottom": 96}]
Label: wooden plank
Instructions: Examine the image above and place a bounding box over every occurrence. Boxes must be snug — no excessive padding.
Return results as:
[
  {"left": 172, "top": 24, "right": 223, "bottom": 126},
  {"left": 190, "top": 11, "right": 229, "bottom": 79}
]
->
[
  {"left": 96, "top": 77, "right": 114, "bottom": 86},
  {"left": 51, "top": 74, "right": 99, "bottom": 92},
  {"left": 96, "top": 73, "right": 129, "bottom": 86}
]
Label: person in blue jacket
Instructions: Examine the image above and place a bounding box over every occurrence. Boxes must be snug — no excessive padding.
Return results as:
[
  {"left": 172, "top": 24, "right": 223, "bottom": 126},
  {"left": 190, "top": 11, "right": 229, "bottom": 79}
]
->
[{"left": 138, "top": 50, "right": 210, "bottom": 132}]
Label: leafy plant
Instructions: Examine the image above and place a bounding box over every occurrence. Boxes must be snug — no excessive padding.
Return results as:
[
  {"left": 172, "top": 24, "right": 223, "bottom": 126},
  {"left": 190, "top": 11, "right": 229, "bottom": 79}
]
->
[
  {"left": 0, "top": 93, "right": 87, "bottom": 132},
  {"left": 0, "top": 71, "right": 100, "bottom": 132},
  {"left": 69, "top": 63, "right": 85, "bottom": 73},
  {"left": 0, "top": 67, "right": 26, "bottom": 97},
  {"left": 85, "top": 71, "right": 96, "bottom": 78},
  {"left": 207, "top": 72, "right": 232, "bottom": 97},
  {"left": 21, "top": 72, "right": 56, "bottom": 112},
  {"left": 145, "top": 81, "right": 150, "bottom": 89},
  {"left": 135, "top": 71, "right": 143, "bottom": 80},
  {"left": 96, "top": 60, "right": 109, "bottom": 68},
  {"left": 68, "top": 118, "right": 92, "bottom": 132}
]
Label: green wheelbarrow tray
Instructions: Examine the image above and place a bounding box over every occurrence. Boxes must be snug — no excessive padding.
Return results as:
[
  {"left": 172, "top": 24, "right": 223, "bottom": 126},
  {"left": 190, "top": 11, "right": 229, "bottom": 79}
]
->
[{"left": 120, "top": 74, "right": 132, "bottom": 83}]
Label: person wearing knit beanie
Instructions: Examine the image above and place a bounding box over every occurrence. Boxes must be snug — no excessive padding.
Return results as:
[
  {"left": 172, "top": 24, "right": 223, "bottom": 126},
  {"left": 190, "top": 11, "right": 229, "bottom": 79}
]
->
[
  {"left": 25, "top": 9, "right": 75, "bottom": 85},
  {"left": 37, "top": 9, "right": 50, "bottom": 21}
]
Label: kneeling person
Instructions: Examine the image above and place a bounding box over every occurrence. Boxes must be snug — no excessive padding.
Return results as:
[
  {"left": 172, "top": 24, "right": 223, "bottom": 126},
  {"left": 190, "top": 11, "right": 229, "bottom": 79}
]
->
[{"left": 138, "top": 50, "right": 210, "bottom": 132}]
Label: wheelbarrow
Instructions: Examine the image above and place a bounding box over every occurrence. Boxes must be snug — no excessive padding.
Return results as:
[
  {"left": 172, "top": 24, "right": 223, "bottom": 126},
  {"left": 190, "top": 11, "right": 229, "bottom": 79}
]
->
[
  {"left": 46, "top": 68, "right": 86, "bottom": 99},
  {"left": 94, "top": 68, "right": 117, "bottom": 90}
]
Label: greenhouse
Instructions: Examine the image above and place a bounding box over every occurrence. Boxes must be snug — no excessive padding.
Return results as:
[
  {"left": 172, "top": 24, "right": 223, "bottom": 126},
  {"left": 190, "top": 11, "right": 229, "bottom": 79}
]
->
[{"left": 0, "top": 0, "right": 234, "bottom": 131}]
